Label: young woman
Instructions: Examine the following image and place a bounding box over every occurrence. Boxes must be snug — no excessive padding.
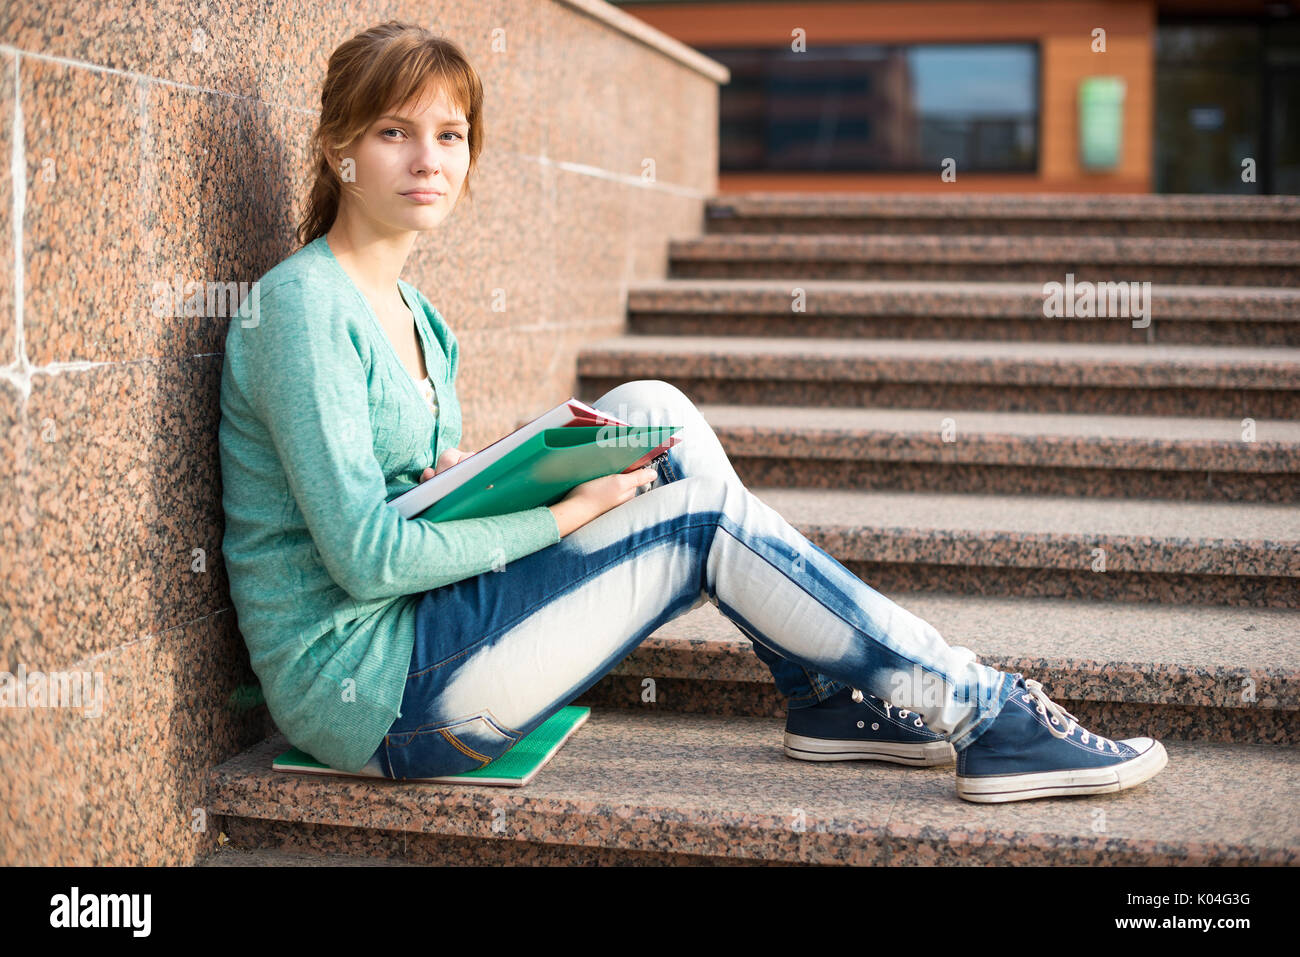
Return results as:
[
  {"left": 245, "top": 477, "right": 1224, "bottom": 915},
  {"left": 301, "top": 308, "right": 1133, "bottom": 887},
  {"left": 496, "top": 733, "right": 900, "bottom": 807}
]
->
[{"left": 218, "top": 21, "right": 1168, "bottom": 803}]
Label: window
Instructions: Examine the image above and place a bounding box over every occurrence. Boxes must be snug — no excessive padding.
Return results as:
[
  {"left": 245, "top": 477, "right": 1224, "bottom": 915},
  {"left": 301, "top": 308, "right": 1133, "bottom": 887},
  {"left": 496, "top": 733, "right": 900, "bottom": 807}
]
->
[{"left": 706, "top": 42, "right": 1040, "bottom": 172}]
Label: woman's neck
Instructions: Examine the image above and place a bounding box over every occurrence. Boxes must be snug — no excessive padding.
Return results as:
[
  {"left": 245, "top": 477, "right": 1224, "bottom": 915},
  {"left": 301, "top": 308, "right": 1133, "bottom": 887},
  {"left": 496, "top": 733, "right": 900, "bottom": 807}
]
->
[{"left": 323, "top": 222, "right": 417, "bottom": 308}]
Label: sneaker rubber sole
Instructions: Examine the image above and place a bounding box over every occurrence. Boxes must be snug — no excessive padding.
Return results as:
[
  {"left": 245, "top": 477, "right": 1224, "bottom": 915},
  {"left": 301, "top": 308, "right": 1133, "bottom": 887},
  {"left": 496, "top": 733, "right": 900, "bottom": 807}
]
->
[
  {"left": 784, "top": 731, "right": 956, "bottom": 766},
  {"left": 956, "top": 736, "right": 1168, "bottom": 803}
]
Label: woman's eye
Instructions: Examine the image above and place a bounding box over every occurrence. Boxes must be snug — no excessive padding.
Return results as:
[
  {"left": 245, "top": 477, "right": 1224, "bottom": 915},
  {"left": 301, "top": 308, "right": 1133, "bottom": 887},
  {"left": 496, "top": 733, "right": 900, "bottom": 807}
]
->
[{"left": 381, "top": 129, "right": 461, "bottom": 142}]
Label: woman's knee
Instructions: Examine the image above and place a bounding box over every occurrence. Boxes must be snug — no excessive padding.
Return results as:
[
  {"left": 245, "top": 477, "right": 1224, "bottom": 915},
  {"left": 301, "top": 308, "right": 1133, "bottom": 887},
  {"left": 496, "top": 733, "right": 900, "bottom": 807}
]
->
[
  {"left": 593, "top": 379, "right": 692, "bottom": 422},
  {"left": 666, "top": 473, "right": 739, "bottom": 518}
]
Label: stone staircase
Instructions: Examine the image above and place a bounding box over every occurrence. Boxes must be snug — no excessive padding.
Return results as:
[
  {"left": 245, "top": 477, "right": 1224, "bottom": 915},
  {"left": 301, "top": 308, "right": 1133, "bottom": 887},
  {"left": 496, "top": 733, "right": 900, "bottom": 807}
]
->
[{"left": 200, "top": 194, "right": 1300, "bottom": 866}]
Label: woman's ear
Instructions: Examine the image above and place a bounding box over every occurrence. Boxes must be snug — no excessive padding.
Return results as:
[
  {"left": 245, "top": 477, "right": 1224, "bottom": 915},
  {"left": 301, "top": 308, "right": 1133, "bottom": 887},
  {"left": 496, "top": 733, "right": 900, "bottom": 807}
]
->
[{"left": 324, "top": 141, "right": 347, "bottom": 180}]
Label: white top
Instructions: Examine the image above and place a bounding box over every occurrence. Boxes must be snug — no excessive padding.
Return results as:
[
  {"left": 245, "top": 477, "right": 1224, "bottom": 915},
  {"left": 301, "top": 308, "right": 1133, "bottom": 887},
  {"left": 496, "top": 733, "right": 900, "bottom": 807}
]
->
[
  {"left": 404, "top": 294, "right": 439, "bottom": 421},
  {"left": 412, "top": 372, "right": 439, "bottom": 420}
]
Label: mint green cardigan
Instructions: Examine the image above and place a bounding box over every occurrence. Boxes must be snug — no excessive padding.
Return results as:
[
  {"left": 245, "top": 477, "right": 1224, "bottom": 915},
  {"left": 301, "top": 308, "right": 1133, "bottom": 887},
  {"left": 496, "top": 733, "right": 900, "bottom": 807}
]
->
[{"left": 218, "top": 236, "right": 561, "bottom": 772}]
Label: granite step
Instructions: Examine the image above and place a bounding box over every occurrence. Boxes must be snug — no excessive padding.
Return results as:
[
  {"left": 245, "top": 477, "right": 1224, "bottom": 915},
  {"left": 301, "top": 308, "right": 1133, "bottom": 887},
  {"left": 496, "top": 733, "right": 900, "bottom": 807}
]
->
[
  {"left": 573, "top": 597, "right": 1300, "bottom": 745},
  {"left": 577, "top": 336, "right": 1300, "bottom": 417},
  {"left": 666, "top": 235, "right": 1300, "bottom": 287},
  {"left": 203, "top": 716, "right": 1300, "bottom": 865},
  {"left": 626, "top": 279, "right": 1300, "bottom": 346},
  {"left": 693, "top": 403, "right": 1300, "bottom": 502},
  {"left": 696, "top": 486, "right": 1297, "bottom": 607},
  {"left": 196, "top": 845, "right": 422, "bottom": 866},
  {"left": 704, "top": 192, "right": 1300, "bottom": 240}
]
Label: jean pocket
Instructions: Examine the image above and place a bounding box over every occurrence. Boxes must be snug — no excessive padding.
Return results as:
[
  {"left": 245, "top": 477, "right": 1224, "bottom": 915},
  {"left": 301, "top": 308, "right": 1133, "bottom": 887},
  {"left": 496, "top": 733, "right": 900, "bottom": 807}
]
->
[
  {"left": 658, "top": 449, "right": 684, "bottom": 483},
  {"left": 383, "top": 710, "right": 523, "bottom": 780}
]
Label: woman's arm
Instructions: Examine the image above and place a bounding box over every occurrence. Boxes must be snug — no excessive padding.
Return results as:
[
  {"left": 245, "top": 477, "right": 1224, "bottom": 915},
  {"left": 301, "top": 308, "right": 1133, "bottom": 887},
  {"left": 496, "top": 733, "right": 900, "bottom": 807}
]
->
[{"left": 238, "top": 280, "right": 559, "bottom": 601}]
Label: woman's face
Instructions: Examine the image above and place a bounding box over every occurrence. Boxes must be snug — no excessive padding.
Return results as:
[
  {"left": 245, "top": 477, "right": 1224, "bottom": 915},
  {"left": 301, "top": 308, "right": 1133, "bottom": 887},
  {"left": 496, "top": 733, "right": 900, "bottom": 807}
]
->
[{"left": 332, "top": 83, "right": 470, "bottom": 235}]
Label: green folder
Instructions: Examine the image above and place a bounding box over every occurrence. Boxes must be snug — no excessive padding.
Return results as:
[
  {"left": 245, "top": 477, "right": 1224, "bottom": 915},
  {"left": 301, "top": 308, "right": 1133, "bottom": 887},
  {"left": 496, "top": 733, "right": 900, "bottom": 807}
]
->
[
  {"left": 272, "top": 705, "right": 591, "bottom": 787},
  {"left": 410, "top": 424, "right": 680, "bottom": 522}
]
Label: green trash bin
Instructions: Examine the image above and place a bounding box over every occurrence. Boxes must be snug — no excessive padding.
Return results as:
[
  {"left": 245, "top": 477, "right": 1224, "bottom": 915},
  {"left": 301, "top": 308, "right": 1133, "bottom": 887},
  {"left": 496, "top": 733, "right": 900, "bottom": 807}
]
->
[{"left": 1079, "top": 76, "right": 1126, "bottom": 170}]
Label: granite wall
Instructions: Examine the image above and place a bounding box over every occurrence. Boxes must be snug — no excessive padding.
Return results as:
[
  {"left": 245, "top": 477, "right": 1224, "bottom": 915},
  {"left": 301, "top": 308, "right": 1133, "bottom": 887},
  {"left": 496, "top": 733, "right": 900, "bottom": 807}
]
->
[{"left": 0, "top": 0, "right": 724, "bottom": 865}]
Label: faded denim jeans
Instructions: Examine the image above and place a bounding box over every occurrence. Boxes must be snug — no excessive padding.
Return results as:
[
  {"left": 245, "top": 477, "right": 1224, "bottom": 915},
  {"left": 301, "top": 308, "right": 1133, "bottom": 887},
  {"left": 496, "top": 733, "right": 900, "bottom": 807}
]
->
[{"left": 360, "top": 379, "right": 1015, "bottom": 780}]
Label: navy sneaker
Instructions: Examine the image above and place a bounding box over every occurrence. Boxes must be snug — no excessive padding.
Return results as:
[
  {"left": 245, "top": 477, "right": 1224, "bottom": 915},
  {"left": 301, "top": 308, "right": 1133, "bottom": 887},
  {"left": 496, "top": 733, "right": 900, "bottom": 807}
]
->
[
  {"left": 956, "top": 674, "right": 1168, "bottom": 803},
  {"left": 784, "top": 686, "right": 956, "bottom": 766}
]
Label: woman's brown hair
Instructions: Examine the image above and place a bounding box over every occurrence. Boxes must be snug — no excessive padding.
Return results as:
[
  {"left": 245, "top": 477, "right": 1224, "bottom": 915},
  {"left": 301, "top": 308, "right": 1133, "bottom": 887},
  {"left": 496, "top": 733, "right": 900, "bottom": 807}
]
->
[{"left": 296, "top": 21, "right": 484, "bottom": 248}]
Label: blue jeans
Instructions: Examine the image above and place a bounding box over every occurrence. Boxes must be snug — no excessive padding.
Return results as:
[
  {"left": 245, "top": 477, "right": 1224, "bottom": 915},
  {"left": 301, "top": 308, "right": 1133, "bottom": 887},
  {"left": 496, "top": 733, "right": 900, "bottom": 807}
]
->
[{"left": 361, "top": 379, "right": 1015, "bottom": 780}]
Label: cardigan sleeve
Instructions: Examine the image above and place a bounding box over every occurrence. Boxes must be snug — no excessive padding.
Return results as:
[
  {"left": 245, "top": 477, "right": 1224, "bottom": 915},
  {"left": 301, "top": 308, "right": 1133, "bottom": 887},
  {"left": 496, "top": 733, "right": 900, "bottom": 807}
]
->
[{"left": 240, "top": 278, "right": 561, "bottom": 602}]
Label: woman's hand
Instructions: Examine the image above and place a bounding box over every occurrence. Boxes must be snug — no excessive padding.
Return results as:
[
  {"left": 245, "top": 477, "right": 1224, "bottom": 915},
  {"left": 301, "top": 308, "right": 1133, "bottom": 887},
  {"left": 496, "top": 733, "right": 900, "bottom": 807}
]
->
[
  {"left": 420, "top": 447, "right": 471, "bottom": 483},
  {"left": 547, "top": 467, "right": 657, "bottom": 537}
]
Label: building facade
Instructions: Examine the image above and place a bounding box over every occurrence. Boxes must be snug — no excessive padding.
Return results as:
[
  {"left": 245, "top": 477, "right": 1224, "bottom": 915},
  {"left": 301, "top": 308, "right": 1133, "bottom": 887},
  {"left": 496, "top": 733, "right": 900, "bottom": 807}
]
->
[{"left": 612, "top": 0, "right": 1300, "bottom": 193}]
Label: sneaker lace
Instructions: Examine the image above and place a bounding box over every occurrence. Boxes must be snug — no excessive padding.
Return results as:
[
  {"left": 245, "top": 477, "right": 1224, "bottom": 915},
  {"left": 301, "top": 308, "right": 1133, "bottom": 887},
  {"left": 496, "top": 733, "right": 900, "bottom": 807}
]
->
[
  {"left": 1021, "top": 677, "right": 1121, "bottom": 754},
  {"left": 850, "top": 688, "right": 924, "bottom": 728}
]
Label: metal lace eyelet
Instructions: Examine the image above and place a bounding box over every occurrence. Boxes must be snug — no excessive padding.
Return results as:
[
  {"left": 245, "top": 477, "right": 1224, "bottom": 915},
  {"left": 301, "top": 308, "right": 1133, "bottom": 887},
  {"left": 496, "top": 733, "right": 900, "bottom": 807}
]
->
[
  {"left": 871, "top": 723, "right": 879, "bottom": 731},
  {"left": 857, "top": 720, "right": 864, "bottom": 729}
]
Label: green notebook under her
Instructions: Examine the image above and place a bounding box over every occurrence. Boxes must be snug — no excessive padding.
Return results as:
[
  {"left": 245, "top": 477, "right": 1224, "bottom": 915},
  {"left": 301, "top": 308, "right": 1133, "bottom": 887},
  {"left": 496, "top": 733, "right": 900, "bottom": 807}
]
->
[{"left": 272, "top": 705, "right": 590, "bottom": 787}]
